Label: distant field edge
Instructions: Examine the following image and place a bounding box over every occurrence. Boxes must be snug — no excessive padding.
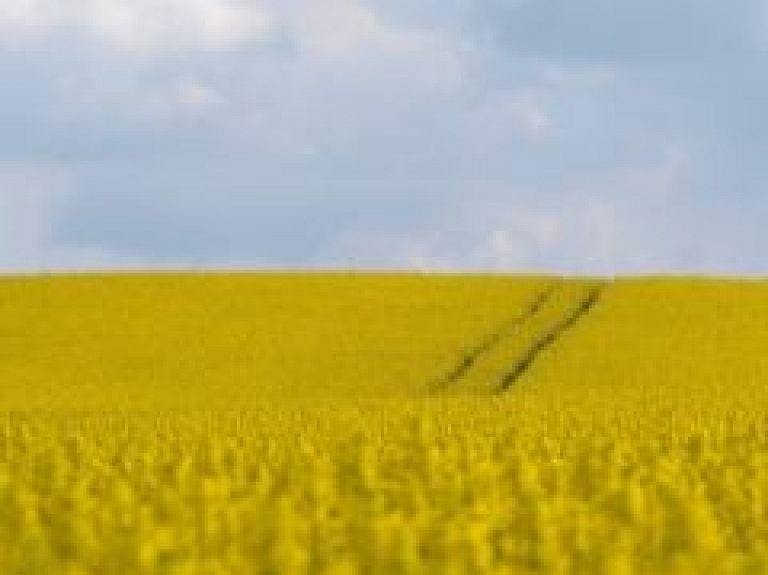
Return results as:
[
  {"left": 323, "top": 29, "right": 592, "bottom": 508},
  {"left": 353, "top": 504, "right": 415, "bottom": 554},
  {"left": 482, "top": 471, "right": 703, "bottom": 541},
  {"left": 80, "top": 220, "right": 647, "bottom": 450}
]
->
[{"left": 0, "top": 269, "right": 600, "bottom": 279}]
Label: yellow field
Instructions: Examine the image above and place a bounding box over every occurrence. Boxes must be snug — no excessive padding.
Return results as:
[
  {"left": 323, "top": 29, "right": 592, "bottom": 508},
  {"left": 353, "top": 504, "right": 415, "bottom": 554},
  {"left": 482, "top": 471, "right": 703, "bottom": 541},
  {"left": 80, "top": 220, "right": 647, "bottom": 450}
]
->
[{"left": 1, "top": 273, "right": 767, "bottom": 574}]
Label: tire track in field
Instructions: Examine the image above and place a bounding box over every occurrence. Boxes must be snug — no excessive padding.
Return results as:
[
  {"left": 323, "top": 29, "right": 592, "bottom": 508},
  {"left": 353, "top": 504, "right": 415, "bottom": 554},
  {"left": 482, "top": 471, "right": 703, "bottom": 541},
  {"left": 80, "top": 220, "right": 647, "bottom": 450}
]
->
[
  {"left": 431, "top": 282, "right": 561, "bottom": 390},
  {"left": 495, "top": 283, "right": 605, "bottom": 393}
]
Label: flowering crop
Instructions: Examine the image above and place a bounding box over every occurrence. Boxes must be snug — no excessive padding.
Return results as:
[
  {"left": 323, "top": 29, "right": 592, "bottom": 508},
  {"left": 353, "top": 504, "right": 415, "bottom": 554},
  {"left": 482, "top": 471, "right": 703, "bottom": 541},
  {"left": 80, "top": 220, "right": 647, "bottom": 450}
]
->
[{"left": 0, "top": 273, "right": 766, "bottom": 573}]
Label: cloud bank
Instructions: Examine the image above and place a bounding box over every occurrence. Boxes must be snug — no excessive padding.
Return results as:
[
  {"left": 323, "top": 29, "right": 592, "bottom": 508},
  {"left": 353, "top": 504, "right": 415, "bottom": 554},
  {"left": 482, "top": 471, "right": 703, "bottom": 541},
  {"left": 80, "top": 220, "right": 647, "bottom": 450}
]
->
[
  {"left": 0, "top": 0, "right": 765, "bottom": 274},
  {"left": 0, "top": 0, "right": 274, "bottom": 54}
]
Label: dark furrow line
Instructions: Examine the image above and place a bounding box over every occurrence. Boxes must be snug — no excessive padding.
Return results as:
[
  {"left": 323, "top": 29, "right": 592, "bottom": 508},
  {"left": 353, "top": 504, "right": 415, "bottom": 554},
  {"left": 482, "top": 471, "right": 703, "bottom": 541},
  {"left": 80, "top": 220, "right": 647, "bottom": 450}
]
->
[
  {"left": 496, "top": 283, "right": 605, "bottom": 393},
  {"left": 431, "top": 282, "right": 560, "bottom": 390}
]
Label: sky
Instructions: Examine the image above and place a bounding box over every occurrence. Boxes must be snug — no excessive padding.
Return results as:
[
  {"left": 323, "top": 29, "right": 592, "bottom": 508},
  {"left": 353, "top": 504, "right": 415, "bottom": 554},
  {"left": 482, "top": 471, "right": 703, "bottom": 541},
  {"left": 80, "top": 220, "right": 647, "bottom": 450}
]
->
[{"left": 0, "top": 0, "right": 766, "bottom": 275}]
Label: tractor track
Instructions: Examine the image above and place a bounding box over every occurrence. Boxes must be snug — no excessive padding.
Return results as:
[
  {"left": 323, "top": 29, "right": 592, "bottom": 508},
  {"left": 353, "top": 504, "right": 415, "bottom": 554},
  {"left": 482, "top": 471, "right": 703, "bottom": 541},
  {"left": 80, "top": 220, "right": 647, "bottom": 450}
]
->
[
  {"left": 431, "top": 282, "right": 560, "bottom": 390},
  {"left": 496, "top": 283, "right": 605, "bottom": 393}
]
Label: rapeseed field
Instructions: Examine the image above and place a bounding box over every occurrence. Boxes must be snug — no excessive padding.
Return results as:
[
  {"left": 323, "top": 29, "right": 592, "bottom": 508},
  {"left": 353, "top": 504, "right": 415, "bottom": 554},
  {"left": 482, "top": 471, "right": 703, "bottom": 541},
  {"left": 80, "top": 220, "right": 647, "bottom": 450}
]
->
[{"left": 1, "top": 273, "right": 767, "bottom": 574}]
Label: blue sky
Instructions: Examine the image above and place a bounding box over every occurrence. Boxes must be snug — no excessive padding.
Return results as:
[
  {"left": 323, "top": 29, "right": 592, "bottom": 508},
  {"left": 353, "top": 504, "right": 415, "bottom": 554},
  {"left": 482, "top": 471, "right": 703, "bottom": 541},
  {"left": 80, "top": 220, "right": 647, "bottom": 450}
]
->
[{"left": 0, "top": 0, "right": 765, "bottom": 274}]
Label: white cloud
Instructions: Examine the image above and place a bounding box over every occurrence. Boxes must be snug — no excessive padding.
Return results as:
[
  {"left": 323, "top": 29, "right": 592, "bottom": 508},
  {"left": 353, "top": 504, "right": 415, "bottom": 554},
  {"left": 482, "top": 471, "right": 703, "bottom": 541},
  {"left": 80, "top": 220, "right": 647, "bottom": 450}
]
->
[
  {"left": 0, "top": 0, "right": 274, "bottom": 55},
  {"left": 579, "top": 200, "right": 618, "bottom": 268},
  {"left": 321, "top": 140, "right": 691, "bottom": 274},
  {"left": 462, "top": 87, "right": 557, "bottom": 151},
  {"left": 483, "top": 206, "right": 562, "bottom": 267},
  {"left": 176, "top": 79, "right": 224, "bottom": 111},
  {"left": 283, "top": 0, "right": 465, "bottom": 89},
  {"left": 291, "top": 0, "right": 389, "bottom": 63},
  {"left": 479, "top": 144, "right": 692, "bottom": 273},
  {"left": 451, "top": 200, "right": 621, "bottom": 273},
  {"left": 0, "top": 0, "right": 461, "bottom": 76},
  {"left": 503, "top": 92, "right": 554, "bottom": 139},
  {"left": 324, "top": 201, "right": 612, "bottom": 272}
]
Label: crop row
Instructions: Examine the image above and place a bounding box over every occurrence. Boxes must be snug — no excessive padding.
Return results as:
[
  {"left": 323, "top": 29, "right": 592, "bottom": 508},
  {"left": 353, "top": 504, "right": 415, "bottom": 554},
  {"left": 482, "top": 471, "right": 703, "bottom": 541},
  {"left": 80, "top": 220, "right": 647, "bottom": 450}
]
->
[{"left": 1, "top": 404, "right": 767, "bottom": 574}]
